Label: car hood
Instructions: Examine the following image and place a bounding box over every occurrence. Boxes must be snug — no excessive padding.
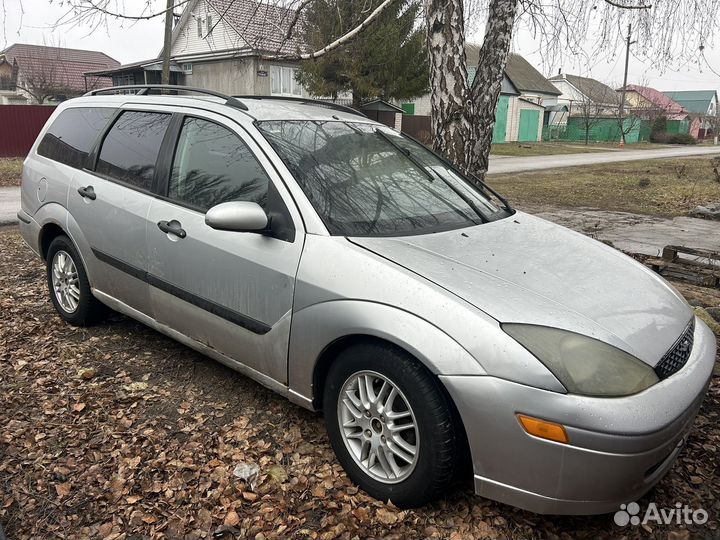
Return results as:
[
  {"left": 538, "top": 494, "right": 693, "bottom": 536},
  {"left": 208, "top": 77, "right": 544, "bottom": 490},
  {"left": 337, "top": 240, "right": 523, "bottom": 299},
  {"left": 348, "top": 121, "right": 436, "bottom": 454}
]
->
[{"left": 349, "top": 212, "right": 692, "bottom": 367}]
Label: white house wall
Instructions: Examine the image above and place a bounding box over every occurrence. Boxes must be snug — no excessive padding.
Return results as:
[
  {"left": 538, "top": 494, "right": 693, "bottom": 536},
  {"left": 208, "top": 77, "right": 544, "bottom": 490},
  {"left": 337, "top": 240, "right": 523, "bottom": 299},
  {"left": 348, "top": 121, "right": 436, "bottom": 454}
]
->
[{"left": 171, "top": 0, "right": 247, "bottom": 59}]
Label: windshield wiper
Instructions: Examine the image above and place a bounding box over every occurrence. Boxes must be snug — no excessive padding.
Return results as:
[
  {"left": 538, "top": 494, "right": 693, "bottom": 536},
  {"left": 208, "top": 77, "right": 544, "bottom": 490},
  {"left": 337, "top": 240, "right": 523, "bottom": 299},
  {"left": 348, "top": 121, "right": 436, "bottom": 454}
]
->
[{"left": 375, "top": 129, "right": 488, "bottom": 224}]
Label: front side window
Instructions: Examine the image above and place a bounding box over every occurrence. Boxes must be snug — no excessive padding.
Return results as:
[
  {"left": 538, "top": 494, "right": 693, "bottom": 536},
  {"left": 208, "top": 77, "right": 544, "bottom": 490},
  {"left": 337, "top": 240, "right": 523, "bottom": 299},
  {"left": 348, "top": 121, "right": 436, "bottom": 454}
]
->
[
  {"left": 168, "top": 117, "right": 269, "bottom": 211},
  {"left": 37, "top": 107, "right": 115, "bottom": 168},
  {"left": 96, "top": 111, "right": 171, "bottom": 191},
  {"left": 257, "top": 121, "right": 509, "bottom": 236}
]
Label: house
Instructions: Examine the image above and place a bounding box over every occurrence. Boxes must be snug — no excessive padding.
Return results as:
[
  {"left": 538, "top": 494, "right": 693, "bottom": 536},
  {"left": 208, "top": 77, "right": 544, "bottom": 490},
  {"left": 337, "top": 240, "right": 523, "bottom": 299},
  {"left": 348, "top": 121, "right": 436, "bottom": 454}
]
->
[
  {"left": 621, "top": 84, "right": 701, "bottom": 138},
  {"left": 547, "top": 73, "right": 621, "bottom": 116},
  {"left": 0, "top": 43, "right": 118, "bottom": 104},
  {"left": 399, "top": 48, "right": 558, "bottom": 143},
  {"left": 662, "top": 90, "right": 718, "bottom": 136},
  {"left": 91, "top": 0, "right": 308, "bottom": 98}
]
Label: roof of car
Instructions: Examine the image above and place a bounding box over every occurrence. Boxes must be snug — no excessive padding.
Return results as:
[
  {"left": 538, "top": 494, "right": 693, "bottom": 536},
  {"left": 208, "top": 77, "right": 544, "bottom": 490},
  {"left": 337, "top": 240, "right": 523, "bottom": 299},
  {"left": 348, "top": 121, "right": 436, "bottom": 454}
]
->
[{"left": 67, "top": 93, "right": 372, "bottom": 124}]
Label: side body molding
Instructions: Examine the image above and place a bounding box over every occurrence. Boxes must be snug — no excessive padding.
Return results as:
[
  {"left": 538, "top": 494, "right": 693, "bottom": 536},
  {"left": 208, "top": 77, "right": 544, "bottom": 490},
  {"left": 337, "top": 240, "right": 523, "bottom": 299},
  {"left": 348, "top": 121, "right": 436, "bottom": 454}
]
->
[{"left": 287, "top": 300, "right": 486, "bottom": 409}]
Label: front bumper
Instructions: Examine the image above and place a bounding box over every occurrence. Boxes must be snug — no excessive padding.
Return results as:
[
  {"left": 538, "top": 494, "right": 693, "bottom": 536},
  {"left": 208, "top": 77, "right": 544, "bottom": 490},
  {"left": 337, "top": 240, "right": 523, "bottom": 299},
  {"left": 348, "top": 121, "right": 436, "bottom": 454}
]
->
[{"left": 441, "top": 317, "right": 717, "bottom": 515}]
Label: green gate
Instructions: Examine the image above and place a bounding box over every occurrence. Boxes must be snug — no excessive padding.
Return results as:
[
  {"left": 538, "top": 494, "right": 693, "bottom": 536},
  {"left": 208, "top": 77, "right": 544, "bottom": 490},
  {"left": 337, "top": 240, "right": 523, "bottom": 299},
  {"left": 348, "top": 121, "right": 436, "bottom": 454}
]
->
[
  {"left": 518, "top": 109, "right": 540, "bottom": 142},
  {"left": 492, "top": 96, "right": 509, "bottom": 143}
]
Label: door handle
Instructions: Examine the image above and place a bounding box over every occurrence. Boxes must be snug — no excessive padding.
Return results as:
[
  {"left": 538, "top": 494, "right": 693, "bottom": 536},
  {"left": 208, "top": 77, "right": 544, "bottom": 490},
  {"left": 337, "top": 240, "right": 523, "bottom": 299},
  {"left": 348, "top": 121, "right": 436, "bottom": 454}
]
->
[
  {"left": 77, "top": 186, "right": 96, "bottom": 200},
  {"left": 157, "top": 219, "right": 187, "bottom": 239}
]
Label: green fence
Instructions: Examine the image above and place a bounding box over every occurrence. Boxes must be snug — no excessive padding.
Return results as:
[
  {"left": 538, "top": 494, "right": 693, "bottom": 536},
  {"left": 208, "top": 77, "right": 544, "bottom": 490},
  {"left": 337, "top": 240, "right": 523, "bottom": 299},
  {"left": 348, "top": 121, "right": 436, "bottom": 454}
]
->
[{"left": 542, "top": 117, "right": 650, "bottom": 144}]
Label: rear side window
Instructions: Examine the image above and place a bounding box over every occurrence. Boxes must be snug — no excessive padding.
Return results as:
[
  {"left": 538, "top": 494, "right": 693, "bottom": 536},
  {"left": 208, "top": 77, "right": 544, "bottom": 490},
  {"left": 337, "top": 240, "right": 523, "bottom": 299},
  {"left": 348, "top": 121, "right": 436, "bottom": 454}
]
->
[
  {"left": 96, "top": 111, "right": 171, "bottom": 191},
  {"left": 168, "top": 117, "right": 269, "bottom": 211},
  {"left": 37, "top": 107, "right": 114, "bottom": 168}
]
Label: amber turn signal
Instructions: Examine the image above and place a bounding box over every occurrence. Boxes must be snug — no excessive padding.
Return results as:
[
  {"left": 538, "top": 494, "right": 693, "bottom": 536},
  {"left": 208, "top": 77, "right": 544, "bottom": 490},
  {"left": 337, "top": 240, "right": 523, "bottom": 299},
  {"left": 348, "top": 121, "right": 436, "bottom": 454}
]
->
[{"left": 517, "top": 414, "right": 569, "bottom": 444}]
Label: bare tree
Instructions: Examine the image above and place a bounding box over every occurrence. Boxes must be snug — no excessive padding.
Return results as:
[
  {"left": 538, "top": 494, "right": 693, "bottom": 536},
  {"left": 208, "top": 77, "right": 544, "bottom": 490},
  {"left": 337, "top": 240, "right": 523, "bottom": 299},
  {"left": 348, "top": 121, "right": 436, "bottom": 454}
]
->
[{"left": 39, "top": 0, "right": 720, "bottom": 179}]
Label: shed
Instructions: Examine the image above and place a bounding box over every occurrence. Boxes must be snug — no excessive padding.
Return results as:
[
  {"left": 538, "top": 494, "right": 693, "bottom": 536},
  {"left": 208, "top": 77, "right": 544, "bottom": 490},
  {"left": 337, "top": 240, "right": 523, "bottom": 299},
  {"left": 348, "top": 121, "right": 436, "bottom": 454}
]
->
[{"left": 360, "top": 99, "right": 404, "bottom": 130}]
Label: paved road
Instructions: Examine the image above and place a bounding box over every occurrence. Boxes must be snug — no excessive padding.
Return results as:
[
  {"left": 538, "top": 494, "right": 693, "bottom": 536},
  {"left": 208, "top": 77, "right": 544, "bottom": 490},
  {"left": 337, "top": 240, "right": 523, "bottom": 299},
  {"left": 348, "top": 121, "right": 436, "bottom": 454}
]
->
[
  {"left": 488, "top": 145, "right": 720, "bottom": 175},
  {"left": 0, "top": 187, "right": 20, "bottom": 226}
]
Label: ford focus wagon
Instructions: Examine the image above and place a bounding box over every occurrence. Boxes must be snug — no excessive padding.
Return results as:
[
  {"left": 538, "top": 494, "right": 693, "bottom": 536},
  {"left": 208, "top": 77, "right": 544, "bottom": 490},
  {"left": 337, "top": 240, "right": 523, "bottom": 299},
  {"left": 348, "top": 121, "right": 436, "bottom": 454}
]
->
[{"left": 18, "top": 86, "right": 716, "bottom": 514}]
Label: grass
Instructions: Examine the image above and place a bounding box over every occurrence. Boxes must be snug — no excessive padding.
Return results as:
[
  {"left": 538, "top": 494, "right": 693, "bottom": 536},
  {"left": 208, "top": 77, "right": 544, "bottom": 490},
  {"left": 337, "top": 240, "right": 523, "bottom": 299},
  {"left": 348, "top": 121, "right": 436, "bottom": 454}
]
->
[
  {"left": 0, "top": 157, "right": 23, "bottom": 187},
  {"left": 486, "top": 156, "right": 720, "bottom": 217},
  {"left": 489, "top": 141, "right": 670, "bottom": 157}
]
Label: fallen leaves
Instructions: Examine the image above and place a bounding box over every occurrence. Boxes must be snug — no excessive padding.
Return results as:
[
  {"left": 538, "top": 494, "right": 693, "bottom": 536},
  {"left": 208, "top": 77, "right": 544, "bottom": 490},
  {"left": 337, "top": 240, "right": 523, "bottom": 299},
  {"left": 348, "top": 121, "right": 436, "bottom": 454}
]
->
[{"left": 0, "top": 226, "right": 719, "bottom": 540}]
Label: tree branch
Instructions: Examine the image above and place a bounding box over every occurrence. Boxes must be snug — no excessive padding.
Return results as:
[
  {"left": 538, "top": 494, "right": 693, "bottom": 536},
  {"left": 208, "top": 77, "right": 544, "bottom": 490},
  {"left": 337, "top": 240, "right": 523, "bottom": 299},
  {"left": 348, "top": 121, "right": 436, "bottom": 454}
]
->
[
  {"left": 603, "top": 0, "right": 652, "bottom": 10},
  {"left": 262, "top": 0, "right": 397, "bottom": 60}
]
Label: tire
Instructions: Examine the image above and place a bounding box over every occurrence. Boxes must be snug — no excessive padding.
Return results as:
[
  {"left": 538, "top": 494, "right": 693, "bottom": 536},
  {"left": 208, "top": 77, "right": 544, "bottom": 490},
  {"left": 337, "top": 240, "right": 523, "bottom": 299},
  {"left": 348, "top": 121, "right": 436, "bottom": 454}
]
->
[
  {"left": 46, "top": 235, "right": 107, "bottom": 326},
  {"left": 323, "top": 341, "right": 460, "bottom": 507}
]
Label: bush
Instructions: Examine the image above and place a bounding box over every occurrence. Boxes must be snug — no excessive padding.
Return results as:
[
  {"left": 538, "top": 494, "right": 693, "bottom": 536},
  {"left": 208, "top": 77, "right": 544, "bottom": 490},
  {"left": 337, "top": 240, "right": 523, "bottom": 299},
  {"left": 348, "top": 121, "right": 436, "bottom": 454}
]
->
[
  {"left": 650, "top": 115, "right": 668, "bottom": 142},
  {"left": 666, "top": 133, "right": 697, "bottom": 145}
]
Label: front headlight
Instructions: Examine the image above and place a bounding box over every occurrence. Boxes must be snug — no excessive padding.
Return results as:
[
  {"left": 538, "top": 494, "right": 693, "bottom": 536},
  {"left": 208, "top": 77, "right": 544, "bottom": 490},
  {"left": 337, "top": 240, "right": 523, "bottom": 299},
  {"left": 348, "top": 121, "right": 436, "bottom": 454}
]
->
[{"left": 503, "top": 324, "right": 659, "bottom": 397}]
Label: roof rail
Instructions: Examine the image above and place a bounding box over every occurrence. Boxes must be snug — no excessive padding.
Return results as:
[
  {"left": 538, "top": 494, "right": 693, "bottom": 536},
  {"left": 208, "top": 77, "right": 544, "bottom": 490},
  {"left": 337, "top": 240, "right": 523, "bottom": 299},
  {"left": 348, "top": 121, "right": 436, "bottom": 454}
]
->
[
  {"left": 234, "top": 95, "right": 366, "bottom": 118},
  {"left": 84, "top": 84, "right": 249, "bottom": 111}
]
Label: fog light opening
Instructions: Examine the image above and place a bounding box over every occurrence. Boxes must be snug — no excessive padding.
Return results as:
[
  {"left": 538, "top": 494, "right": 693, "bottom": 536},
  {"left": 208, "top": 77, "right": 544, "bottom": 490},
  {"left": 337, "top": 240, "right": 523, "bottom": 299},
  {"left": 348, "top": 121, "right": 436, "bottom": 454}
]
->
[{"left": 517, "top": 414, "right": 569, "bottom": 444}]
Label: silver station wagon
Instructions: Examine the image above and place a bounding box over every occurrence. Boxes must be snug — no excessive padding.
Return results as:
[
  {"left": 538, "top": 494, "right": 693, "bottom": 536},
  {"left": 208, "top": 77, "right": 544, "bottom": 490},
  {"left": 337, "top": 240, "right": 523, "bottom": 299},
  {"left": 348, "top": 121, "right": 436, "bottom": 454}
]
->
[{"left": 18, "top": 86, "right": 716, "bottom": 514}]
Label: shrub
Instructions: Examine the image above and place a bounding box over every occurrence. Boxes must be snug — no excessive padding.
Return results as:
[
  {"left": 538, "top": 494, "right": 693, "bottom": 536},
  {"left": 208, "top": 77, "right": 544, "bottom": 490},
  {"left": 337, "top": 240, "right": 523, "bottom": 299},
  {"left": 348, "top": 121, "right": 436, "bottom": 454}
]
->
[
  {"left": 666, "top": 133, "right": 697, "bottom": 145},
  {"left": 650, "top": 115, "right": 668, "bottom": 142}
]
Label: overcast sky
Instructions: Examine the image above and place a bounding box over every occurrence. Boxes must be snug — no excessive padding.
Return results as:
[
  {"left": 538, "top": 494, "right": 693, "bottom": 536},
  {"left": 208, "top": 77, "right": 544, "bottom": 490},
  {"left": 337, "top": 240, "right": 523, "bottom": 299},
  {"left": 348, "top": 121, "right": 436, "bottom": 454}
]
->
[{"left": 1, "top": 0, "right": 718, "bottom": 93}]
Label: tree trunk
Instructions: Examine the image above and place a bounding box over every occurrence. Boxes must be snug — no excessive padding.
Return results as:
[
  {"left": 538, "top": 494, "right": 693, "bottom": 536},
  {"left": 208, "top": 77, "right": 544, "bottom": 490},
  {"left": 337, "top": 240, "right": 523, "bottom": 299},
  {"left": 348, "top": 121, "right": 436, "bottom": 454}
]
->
[
  {"left": 424, "top": 0, "right": 471, "bottom": 167},
  {"left": 424, "top": 0, "right": 517, "bottom": 180}
]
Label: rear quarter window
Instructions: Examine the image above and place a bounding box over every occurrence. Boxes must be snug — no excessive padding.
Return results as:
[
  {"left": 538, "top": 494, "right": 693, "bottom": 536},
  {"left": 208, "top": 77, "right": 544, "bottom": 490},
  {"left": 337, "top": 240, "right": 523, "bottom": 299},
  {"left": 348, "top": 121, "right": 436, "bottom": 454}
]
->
[{"left": 37, "top": 107, "right": 115, "bottom": 169}]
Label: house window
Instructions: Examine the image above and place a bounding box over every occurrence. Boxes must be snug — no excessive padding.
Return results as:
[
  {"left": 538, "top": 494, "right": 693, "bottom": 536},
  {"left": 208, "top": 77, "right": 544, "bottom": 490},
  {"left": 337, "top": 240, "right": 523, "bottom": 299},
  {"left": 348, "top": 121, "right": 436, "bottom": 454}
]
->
[
  {"left": 197, "top": 17, "right": 203, "bottom": 37},
  {"left": 206, "top": 14, "right": 213, "bottom": 36},
  {"left": 183, "top": 63, "right": 193, "bottom": 74},
  {"left": 270, "top": 65, "right": 302, "bottom": 97}
]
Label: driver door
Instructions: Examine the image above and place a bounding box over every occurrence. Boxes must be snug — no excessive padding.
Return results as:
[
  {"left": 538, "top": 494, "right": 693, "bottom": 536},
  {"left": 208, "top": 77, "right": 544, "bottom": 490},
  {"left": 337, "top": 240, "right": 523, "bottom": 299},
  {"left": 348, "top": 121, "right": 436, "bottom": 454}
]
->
[{"left": 146, "top": 112, "right": 304, "bottom": 384}]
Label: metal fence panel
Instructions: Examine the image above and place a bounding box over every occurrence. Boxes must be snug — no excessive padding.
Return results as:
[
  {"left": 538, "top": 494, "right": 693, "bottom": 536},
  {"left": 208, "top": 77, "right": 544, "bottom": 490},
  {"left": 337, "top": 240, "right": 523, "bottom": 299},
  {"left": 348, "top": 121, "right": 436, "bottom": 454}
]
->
[{"left": 0, "top": 105, "right": 56, "bottom": 157}]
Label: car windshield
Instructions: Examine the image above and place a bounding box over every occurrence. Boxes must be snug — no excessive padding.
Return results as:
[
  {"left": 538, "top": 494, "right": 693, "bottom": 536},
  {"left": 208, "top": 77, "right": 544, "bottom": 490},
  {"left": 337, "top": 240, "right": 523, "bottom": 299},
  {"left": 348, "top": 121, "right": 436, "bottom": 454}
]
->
[{"left": 256, "top": 120, "right": 511, "bottom": 236}]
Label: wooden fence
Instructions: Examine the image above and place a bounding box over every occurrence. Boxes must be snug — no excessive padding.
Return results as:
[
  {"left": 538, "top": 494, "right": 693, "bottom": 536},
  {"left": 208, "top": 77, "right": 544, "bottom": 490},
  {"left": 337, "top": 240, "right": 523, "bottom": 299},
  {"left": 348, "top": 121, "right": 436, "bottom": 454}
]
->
[{"left": 0, "top": 105, "right": 56, "bottom": 157}]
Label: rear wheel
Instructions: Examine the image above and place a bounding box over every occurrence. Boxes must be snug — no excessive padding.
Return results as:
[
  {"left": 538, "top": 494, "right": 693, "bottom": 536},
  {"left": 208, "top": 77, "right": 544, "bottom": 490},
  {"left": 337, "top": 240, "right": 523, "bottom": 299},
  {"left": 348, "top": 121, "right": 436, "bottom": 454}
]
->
[
  {"left": 323, "top": 342, "right": 460, "bottom": 507},
  {"left": 46, "top": 235, "right": 107, "bottom": 326}
]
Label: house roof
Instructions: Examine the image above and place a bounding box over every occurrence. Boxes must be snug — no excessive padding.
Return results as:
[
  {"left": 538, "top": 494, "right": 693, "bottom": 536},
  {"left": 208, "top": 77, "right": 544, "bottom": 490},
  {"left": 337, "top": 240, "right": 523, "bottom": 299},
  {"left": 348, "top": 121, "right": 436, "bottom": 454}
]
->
[
  {"left": 548, "top": 73, "right": 620, "bottom": 106},
  {"left": 85, "top": 59, "right": 184, "bottom": 77},
  {"left": 504, "top": 53, "right": 560, "bottom": 96},
  {"left": 0, "top": 43, "right": 119, "bottom": 92},
  {"left": 464, "top": 44, "right": 520, "bottom": 96},
  {"left": 359, "top": 99, "right": 404, "bottom": 113},
  {"left": 205, "top": 0, "right": 303, "bottom": 55},
  {"left": 661, "top": 90, "right": 718, "bottom": 114},
  {"left": 622, "top": 84, "right": 688, "bottom": 120}
]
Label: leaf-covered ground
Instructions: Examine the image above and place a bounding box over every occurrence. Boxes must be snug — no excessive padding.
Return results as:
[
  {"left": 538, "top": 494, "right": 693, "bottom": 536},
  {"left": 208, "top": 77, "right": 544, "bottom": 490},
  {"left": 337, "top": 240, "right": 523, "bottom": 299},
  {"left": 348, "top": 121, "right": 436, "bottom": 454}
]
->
[{"left": 1, "top": 226, "right": 719, "bottom": 540}]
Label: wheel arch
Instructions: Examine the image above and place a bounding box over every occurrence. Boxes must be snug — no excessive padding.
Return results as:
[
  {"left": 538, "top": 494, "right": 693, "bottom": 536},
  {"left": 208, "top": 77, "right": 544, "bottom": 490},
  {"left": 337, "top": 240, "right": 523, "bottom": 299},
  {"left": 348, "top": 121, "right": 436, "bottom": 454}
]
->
[{"left": 288, "top": 300, "right": 485, "bottom": 410}]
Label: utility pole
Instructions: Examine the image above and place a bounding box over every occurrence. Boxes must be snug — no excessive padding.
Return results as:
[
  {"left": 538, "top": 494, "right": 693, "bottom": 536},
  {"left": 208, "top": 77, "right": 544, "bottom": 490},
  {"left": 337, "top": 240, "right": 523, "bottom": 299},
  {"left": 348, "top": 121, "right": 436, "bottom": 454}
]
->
[
  {"left": 161, "top": 0, "right": 174, "bottom": 85},
  {"left": 618, "top": 23, "right": 634, "bottom": 146}
]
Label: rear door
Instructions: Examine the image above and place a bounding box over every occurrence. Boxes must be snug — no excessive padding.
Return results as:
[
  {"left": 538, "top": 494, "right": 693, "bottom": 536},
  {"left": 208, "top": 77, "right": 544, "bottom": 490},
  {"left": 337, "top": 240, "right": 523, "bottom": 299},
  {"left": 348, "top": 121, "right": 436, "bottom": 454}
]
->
[
  {"left": 146, "top": 112, "right": 304, "bottom": 384},
  {"left": 68, "top": 109, "right": 173, "bottom": 314}
]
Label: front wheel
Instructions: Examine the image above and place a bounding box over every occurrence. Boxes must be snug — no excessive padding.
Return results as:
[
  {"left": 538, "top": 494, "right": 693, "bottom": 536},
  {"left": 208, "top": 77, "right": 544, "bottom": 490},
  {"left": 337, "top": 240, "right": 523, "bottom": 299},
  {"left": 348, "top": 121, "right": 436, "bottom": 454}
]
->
[{"left": 323, "top": 342, "right": 461, "bottom": 507}]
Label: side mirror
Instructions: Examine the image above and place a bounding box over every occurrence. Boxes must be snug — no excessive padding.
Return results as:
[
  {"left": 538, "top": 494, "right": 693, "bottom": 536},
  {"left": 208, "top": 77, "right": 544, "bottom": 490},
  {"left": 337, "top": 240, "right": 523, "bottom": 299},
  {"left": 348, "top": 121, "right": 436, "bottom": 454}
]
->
[{"left": 205, "top": 201, "right": 268, "bottom": 232}]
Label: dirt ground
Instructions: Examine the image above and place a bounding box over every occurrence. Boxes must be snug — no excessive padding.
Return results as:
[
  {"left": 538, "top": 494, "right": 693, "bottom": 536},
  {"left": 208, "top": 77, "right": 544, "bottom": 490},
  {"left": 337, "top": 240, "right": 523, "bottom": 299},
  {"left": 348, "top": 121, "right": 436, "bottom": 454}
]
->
[{"left": 1, "top": 225, "right": 719, "bottom": 540}]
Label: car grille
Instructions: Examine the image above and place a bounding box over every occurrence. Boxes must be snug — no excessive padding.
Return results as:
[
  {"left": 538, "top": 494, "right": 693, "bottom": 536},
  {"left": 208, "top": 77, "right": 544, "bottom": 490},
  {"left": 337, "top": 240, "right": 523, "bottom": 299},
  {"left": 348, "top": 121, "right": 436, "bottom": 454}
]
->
[{"left": 654, "top": 319, "right": 695, "bottom": 380}]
